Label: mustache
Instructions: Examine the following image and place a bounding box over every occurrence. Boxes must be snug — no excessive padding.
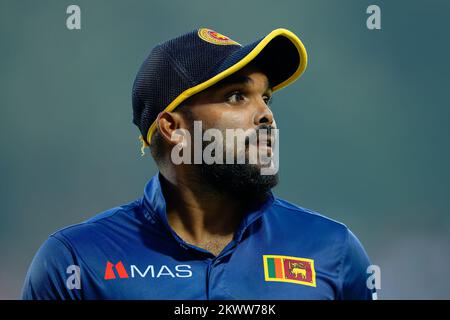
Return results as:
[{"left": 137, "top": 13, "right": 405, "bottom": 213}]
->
[{"left": 245, "top": 124, "right": 276, "bottom": 147}]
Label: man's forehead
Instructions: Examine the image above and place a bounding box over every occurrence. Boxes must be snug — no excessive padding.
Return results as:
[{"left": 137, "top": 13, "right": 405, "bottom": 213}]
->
[
  {"left": 183, "top": 66, "right": 272, "bottom": 105},
  {"left": 212, "top": 66, "right": 271, "bottom": 91}
]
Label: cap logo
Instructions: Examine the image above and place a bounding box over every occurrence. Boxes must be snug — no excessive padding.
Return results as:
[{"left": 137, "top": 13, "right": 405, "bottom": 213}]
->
[{"left": 198, "top": 28, "right": 241, "bottom": 46}]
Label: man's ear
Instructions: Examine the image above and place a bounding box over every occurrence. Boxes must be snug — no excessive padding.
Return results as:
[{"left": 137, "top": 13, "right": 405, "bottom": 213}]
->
[{"left": 156, "top": 111, "right": 188, "bottom": 145}]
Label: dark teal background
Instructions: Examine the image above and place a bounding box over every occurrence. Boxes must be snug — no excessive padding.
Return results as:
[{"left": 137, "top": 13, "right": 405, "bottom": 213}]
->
[{"left": 1, "top": 0, "right": 449, "bottom": 299}]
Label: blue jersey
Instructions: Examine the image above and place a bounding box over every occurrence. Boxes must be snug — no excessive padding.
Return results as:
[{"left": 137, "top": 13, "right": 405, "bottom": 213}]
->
[{"left": 22, "top": 173, "right": 375, "bottom": 300}]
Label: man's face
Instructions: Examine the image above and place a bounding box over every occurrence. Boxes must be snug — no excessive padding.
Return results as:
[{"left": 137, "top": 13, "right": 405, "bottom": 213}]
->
[
  {"left": 177, "top": 65, "right": 279, "bottom": 197},
  {"left": 186, "top": 65, "right": 275, "bottom": 139}
]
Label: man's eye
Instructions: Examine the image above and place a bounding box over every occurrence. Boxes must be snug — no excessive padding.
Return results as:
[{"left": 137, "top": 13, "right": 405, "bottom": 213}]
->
[
  {"left": 226, "top": 91, "right": 245, "bottom": 104},
  {"left": 263, "top": 95, "right": 273, "bottom": 105}
]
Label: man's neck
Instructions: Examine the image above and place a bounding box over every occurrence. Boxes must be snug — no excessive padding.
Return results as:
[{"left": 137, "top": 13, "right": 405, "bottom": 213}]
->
[{"left": 159, "top": 170, "right": 248, "bottom": 252}]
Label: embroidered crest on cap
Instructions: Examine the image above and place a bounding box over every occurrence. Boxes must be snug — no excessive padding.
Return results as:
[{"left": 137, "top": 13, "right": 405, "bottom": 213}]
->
[{"left": 198, "top": 28, "right": 241, "bottom": 46}]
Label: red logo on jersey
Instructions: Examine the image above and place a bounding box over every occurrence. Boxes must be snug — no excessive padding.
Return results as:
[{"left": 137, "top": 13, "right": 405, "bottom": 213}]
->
[{"left": 104, "top": 261, "right": 129, "bottom": 280}]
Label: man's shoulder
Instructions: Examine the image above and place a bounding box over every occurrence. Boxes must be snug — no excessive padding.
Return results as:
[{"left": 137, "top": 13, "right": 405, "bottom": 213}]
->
[
  {"left": 271, "top": 197, "right": 349, "bottom": 236},
  {"left": 49, "top": 198, "right": 142, "bottom": 249}
]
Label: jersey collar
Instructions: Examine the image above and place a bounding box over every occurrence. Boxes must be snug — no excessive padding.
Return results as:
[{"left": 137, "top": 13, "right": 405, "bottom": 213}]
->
[{"left": 141, "top": 172, "right": 275, "bottom": 244}]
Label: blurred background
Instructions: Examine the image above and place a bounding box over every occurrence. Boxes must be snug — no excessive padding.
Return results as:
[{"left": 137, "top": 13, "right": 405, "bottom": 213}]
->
[{"left": 1, "top": 0, "right": 449, "bottom": 299}]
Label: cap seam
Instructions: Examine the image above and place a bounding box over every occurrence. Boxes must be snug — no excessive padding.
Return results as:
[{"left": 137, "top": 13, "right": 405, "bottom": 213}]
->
[{"left": 162, "top": 46, "right": 196, "bottom": 87}]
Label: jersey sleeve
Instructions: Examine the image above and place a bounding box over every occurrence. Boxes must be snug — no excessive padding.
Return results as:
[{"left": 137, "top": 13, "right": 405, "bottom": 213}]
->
[
  {"left": 22, "top": 235, "right": 81, "bottom": 300},
  {"left": 339, "top": 228, "right": 377, "bottom": 300}
]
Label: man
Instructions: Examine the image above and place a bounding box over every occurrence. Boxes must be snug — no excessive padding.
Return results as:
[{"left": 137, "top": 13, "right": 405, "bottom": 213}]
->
[{"left": 22, "top": 28, "right": 375, "bottom": 299}]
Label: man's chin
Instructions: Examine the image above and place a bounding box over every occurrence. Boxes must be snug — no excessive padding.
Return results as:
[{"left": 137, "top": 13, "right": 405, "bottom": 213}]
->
[{"left": 200, "top": 163, "right": 279, "bottom": 199}]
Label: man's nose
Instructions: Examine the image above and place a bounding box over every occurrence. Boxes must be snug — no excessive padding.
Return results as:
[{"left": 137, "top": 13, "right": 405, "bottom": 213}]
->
[{"left": 253, "top": 99, "right": 274, "bottom": 126}]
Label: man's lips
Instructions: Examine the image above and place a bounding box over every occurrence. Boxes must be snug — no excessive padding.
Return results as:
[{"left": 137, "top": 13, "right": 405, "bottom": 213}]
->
[
  {"left": 243, "top": 127, "right": 276, "bottom": 149},
  {"left": 248, "top": 134, "right": 274, "bottom": 149},
  {"left": 257, "top": 132, "right": 274, "bottom": 147}
]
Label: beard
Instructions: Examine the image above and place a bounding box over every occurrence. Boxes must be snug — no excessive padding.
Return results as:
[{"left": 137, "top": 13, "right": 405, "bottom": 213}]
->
[
  {"left": 198, "top": 124, "right": 279, "bottom": 200},
  {"left": 200, "top": 162, "right": 279, "bottom": 200}
]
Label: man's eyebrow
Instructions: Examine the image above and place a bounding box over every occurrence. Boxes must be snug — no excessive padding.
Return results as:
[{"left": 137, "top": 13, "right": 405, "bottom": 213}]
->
[{"left": 211, "top": 75, "right": 271, "bottom": 92}]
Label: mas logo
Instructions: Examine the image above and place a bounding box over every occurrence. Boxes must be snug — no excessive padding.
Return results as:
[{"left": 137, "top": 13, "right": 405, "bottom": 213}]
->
[
  {"left": 198, "top": 28, "right": 241, "bottom": 46},
  {"left": 104, "top": 261, "right": 129, "bottom": 280},
  {"left": 263, "top": 255, "right": 316, "bottom": 287},
  {"left": 103, "top": 261, "right": 192, "bottom": 280}
]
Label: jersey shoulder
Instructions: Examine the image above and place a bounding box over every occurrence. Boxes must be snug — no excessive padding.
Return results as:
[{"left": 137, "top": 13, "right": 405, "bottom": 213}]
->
[
  {"left": 272, "top": 197, "right": 349, "bottom": 232},
  {"left": 270, "top": 197, "right": 356, "bottom": 248},
  {"left": 50, "top": 198, "right": 142, "bottom": 249}
]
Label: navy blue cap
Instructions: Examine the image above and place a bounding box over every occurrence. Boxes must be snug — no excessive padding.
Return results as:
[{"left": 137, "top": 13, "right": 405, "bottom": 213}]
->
[{"left": 132, "top": 28, "right": 308, "bottom": 153}]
